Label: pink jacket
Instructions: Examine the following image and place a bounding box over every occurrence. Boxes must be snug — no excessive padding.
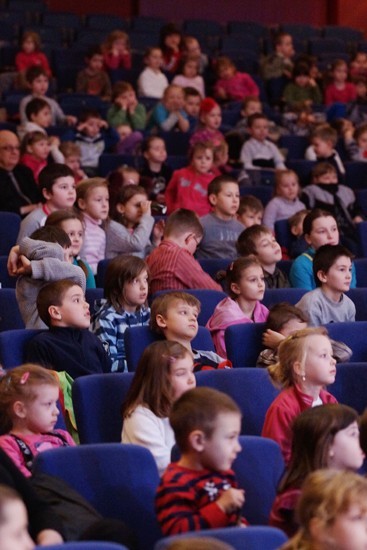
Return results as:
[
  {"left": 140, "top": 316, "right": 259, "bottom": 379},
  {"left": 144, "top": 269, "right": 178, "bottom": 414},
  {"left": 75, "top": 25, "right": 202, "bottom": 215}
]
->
[
  {"left": 206, "top": 296, "right": 269, "bottom": 357},
  {"left": 165, "top": 166, "right": 216, "bottom": 217},
  {"left": 214, "top": 72, "right": 259, "bottom": 101}
]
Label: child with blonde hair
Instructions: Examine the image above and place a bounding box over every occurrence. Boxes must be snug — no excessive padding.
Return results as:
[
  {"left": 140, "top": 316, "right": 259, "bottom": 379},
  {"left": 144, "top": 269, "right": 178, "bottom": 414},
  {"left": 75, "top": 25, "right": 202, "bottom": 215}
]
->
[
  {"left": 102, "top": 30, "right": 131, "bottom": 71},
  {"left": 107, "top": 81, "right": 146, "bottom": 131},
  {"left": 263, "top": 170, "right": 306, "bottom": 232},
  {"left": 147, "top": 84, "right": 189, "bottom": 133}
]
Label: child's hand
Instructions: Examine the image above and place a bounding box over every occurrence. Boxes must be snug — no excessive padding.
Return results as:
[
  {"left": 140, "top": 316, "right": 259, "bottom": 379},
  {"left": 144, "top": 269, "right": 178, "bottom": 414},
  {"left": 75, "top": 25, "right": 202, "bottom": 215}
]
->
[
  {"left": 216, "top": 87, "right": 227, "bottom": 99},
  {"left": 217, "top": 488, "right": 245, "bottom": 515},
  {"left": 7, "top": 245, "right": 20, "bottom": 276},
  {"left": 49, "top": 136, "right": 60, "bottom": 148},
  {"left": 354, "top": 215, "right": 364, "bottom": 223},
  {"left": 115, "top": 97, "right": 128, "bottom": 110},
  {"left": 128, "top": 97, "right": 138, "bottom": 111},
  {"left": 66, "top": 115, "right": 77, "bottom": 126},
  {"left": 140, "top": 200, "right": 152, "bottom": 216},
  {"left": 98, "top": 119, "right": 108, "bottom": 129},
  {"left": 262, "top": 329, "right": 284, "bottom": 349}
]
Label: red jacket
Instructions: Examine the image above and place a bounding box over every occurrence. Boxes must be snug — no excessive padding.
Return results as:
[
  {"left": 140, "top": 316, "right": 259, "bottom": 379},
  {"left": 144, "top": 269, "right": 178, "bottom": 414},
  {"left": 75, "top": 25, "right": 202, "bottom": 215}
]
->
[{"left": 165, "top": 166, "right": 216, "bottom": 217}]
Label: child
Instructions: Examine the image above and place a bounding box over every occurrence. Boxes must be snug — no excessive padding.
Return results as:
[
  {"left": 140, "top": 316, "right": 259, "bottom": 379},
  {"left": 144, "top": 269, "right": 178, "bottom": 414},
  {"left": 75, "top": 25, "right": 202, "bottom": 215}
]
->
[
  {"left": 19, "top": 131, "right": 50, "bottom": 184},
  {"left": 346, "top": 76, "right": 367, "bottom": 126},
  {"left": 350, "top": 51, "right": 367, "bottom": 79},
  {"left": 159, "top": 23, "right": 183, "bottom": 74},
  {"left": 283, "top": 63, "right": 322, "bottom": 109},
  {"left": 19, "top": 66, "right": 75, "bottom": 127},
  {"left": 237, "top": 195, "right": 264, "bottom": 227},
  {"left": 105, "top": 184, "right": 162, "bottom": 260},
  {"left": 214, "top": 56, "right": 259, "bottom": 102},
  {"left": 305, "top": 124, "right": 345, "bottom": 182},
  {"left": 301, "top": 162, "right": 362, "bottom": 253},
  {"left": 76, "top": 178, "right": 109, "bottom": 274},
  {"left": 76, "top": 45, "right": 112, "bottom": 101},
  {"left": 59, "top": 141, "right": 87, "bottom": 183},
  {"left": 151, "top": 291, "right": 231, "bottom": 371},
  {"left": 107, "top": 164, "right": 140, "bottom": 210},
  {"left": 102, "top": 30, "right": 131, "bottom": 71},
  {"left": 140, "top": 136, "right": 172, "bottom": 206},
  {"left": 0, "top": 364, "right": 75, "bottom": 477},
  {"left": 287, "top": 209, "right": 309, "bottom": 259},
  {"left": 147, "top": 84, "right": 189, "bottom": 133},
  {"left": 206, "top": 257, "right": 269, "bottom": 357},
  {"left": 15, "top": 30, "right": 51, "bottom": 88},
  {"left": 0, "top": 485, "right": 35, "bottom": 550},
  {"left": 165, "top": 141, "right": 217, "bottom": 216},
  {"left": 190, "top": 98, "right": 225, "bottom": 148},
  {"left": 282, "top": 101, "right": 318, "bottom": 137},
  {"left": 237, "top": 225, "right": 290, "bottom": 288},
  {"left": 344, "top": 121, "right": 367, "bottom": 161},
  {"left": 156, "top": 387, "right": 246, "bottom": 535},
  {"left": 240, "top": 113, "right": 286, "bottom": 171},
  {"left": 324, "top": 59, "right": 357, "bottom": 106},
  {"left": 281, "top": 469, "right": 367, "bottom": 550},
  {"left": 182, "top": 36, "right": 209, "bottom": 75},
  {"left": 183, "top": 87, "right": 202, "bottom": 132},
  {"left": 45, "top": 209, "right": 96, "bottom": 289},
  {"left": 270, "top": 404, "right": 364, "bottom": 537},
  {"left": 146, "top": 208, "right": 222, "bottom": 293},
  {"left": 107, "top": 81, "right": 146, "bottom": 131},
  {"left": 25, "top": 280, "right": 111, "bottom": 378},
  {"left": 172, "top": 58, "right": 205, "bottom": 98},
  {"left": 196, "top": 175, "right": 243, "bottom": 259},
  {"left": 289, "top": 209, "right": 357, "bottom": 290},
  {"left": 295, "top": 244, "right": 356, "bottom": 326},
  {"left": 91, "top": 255, "right": 150, "bottom": 371},
  {"left": 17, "top": 164, "right": 76, "bottom": 242},
  {"left": 261, "top": 326, "right": 338, "bottom": 465},
  {"left": 122, "top": 340, "right": 195, "bottom": 474},
  {"left": 263, "top": 170, "right": 306, "bottom": 233},
  {"left": 18, "top": 98, "right": 52, "bottom": 140},
  {"left": 137, "top": 47, "right": 169, "bottom": 99},
  {"left": 261, "top": 31, "right": 294, "bottom": 81}
]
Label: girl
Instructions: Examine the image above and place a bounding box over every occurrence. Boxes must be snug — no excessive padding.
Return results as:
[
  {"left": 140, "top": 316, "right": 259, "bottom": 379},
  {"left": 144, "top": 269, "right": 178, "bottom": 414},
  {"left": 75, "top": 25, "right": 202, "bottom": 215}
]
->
[
  {"left": 261, "top": 327, "right": 338, "bottom": 465},
  {"left": 182, "top": 35, "right": 209, "bottom": 75},
  {"left": 206, "top": 257, "right": 269, "bottom": 358},
  {"left": 324, "top": 59, "right": 357, "bottom": 106},
  {"left": 102, "top": 30, "right": 131, "bottom": 71},
  {"left": 172, "top": 58, "right": 205, "bottom": 98},
  {"left": 15, "top": 31, "right": 51, "bottom": 89},
  {"left": 91, "top": 255, "right": 150, "bottom": 372},
  {"left": 345, "top": 122, "right": 367, "bottom": 161},
  {"left": 76, "top": 178, "right": 109, "bottom": 275},
  {"left": 281, "top": 469, "right": 367, "bottom": 550},
  {"left": 189, "top": 97, "right": 225, "bottom": 148},
  {"left": 0, "top": 485, "right": 35, "bottom": 550},
  {"left": 147, "top": 84, "right": 189, "bottom": 133},
  {"left": 140, "top": 136, "right": 173, "bottom": 206},
  {"left": 270, "top": 403, "right": 364, "bottom": 537},
  {"left": 121, "top": 340, "right": 196, "bottom": 475},
  {"left": 214, "top": 56, "right": 259, "bottom": 102},
  {"left": 137, "top": 47, "right": 169, "bottom": 99},
  {"left": 19, "top": 131, "right": 50, "bottom": 184},
  {"left": 263, "top": 170, "right": 306, "bottom": 232},
  {"left": 159, "top": 23, "right": 183, "bottom": 74},
  {"left": 105, "top": 184, "right": 164, "bottom": 259},
  {"left": 45, "top": 209, "right": 96, "bottom": 289},
  {"left": 0, "top": 364, "right": 75, "bottom": 478}
]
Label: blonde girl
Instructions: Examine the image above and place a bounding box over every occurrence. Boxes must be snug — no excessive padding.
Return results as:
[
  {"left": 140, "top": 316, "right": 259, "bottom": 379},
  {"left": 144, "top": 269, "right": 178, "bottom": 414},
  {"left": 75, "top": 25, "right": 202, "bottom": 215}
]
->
[
  {"left": 20, "top": 131, "right": 50, "bottom": 184},
  {"left": 76, "top": 178, "right": 109, "bottom": 274},
  {"left": 324, "top": 59, "right": 357, "bottom": 106},
  {"left": 281, "top": 470, "right": 367, "bottom": 550},
  {"left": 102, "top": 30, "right": 131, "bottom": 70},
  {"left": 91, "top": 255, "right": 150, "bottom": 372},
  {"left": 45, "top": 209, "right": 96, "bottom": 288},
  {"left": 122, "top": 340, "right": 196, "bottom": 475},
  {"left": 263, "top": 170, "right": 306, "bottom": 232},
  {"left": 147, "top": 84, "right": 189, "bottom": 133},
  {"left": 0, "top": 364, "right": 75, "bottom": 478},
  {"left": 206, "top": 257, "right": 269, "bottom": 357},
  {"left": 261, "top": 327, "right": 338, "bottom": 465},
  {"left": 0, "top": 485, "right": 34, "bottom": 550}
]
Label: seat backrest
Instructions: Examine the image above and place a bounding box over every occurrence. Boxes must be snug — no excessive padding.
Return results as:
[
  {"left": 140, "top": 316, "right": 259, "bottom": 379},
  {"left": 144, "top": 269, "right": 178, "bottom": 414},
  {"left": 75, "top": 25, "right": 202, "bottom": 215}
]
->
[
  {"left": 150, "top": 289, "right": 227, "bottom": 325},
  {"left": 274, "top": 219, "right": 292, "bottom": 249},
  {"left": 263, "top": 288, "right": 307, "bottom": 308},
  {"left": 328, "top": 362, "right": 367, "bottom": 414},
  {"left": 354, "top": 258, "right": 367, "bottom": 287},
  {"left": 346, "top": 289, "right": 367, "bottom": 321},
  {"left": 40, "top": 543, "right": 128, "bottom": 550},
  {"left": 85, "top": 287, "right": 104, "bottom": 312},
  {"left": 0, "top": 212, "right": 21, "bottom": 255},
  {"left": 96, "top": 259, "right": 110, "bottom": 288},
  {"left": 196, "top": 368, "right": 280, "bottom": 435},
  {"left": 125, "top": 326, "right": 214, "bottom": 372},
  {"left": 225, "top": 323, "right": 265, "bottom": 368},
  {"left": 33, "top": 444, "right": 161, "bottom": 550},
  {"left": 326, "top": 321, "right": 367, "bottom": 362},
  {"left": 0, "top": 329, "right": 40, "bottom": 368},
  {"left": 198, "top": 258, "right": 232, "bottom": 280},
  {"left": 72, "top": 373, "right": 134, "bottom": 443},
  {"left": 0, "top": 289, "right": 24, "bottom": 331}
]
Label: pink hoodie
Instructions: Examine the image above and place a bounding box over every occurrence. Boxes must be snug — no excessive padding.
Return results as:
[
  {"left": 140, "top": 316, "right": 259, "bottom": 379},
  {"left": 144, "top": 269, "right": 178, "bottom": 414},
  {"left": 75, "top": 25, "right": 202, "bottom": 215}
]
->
[{"left": 206, "top": 296, "right": 269, "bottom": 357}]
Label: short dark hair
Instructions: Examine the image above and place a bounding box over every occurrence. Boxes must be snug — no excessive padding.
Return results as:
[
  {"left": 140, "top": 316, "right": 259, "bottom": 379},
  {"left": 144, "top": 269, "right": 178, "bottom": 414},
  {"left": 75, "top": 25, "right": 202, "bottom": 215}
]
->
[
  {"left": 30, "top": 225, "right": 71, "bottom": 249},
  {"left": 238, "top": 195, "right": 264, "bottom": 216},
  {"left": 150, "top": 291, "right": 201, "bottom": 334},
  {"left": 302, "top": 208, "right": 337, "bottom": 236},
  {"left": 311, "top": 162, "right": 337, "bottom": 181},
  {"left": 247, "top": 113, "right": 268, "bottom": 128},
  {"left": 38, "top": 163, "right": 74, "bottom": 194},
  {"left": 86, "top": 44, "right": 103, "bottom": 59},
  {"left": 164, "top": 209, "right": 203, "bottom": 239},
  {"left": 170, "top": 387, "right": 241, "bottom": 453},
  {"left": 26, "top": 65, "right": 48, "bottom": 84},
  {"left": 25, "top": 97, "right": 50, "bottom": 120},
  {"left": 37, "top": 279, "right": 81, "bottom": 326},
  {"left": 184, "top": 86, "right": 201, "bottom": 98},
  {"left": 207, "top": 175, "right": 238, "bottom": 198},
  {"left": 313, "top": 244, "right": 354, "bottom": 287},
  {"left": 236, "top": 224, "right": 272, "bottom": 256},
  {"left": 78, "top": 109, "right": 102, "bottom": 123},
  {"left": 265, "top": 302, "right": 309, "bottom": 332}
]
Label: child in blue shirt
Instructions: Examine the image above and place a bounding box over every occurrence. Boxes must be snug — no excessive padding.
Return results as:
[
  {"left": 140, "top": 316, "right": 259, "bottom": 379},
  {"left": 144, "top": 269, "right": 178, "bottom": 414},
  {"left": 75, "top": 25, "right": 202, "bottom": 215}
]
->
[{"left": 147, "top": 84, "right": 189, "bottom": 133}]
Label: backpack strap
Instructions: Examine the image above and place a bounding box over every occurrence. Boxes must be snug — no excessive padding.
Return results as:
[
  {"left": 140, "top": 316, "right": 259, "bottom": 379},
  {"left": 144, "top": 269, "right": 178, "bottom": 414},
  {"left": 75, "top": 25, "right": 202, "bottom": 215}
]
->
[{"left": 10, "top": 431, "right": 69, "bottom": 473}]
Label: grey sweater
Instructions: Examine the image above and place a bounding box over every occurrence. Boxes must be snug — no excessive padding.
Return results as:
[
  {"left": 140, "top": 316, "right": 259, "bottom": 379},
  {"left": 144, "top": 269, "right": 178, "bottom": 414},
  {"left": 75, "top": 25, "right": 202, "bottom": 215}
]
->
[
  {"left": 105, "top": 216, "right": 155, "bottom": 259},
  {"left": 296, "top": 287, "right": 356, "bottom": 327}
]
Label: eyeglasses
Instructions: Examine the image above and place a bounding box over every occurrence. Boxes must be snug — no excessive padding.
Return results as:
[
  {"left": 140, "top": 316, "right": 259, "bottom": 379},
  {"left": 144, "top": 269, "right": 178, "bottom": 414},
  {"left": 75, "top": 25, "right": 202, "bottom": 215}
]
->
[{"left": 0, "top": 145, "right": 20, "bottom": 152}]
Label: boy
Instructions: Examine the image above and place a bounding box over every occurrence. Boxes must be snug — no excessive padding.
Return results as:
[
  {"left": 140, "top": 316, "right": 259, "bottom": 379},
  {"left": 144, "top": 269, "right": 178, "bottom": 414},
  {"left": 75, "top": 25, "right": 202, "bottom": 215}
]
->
[
  {"left": 239, "top": 113, "right": 286, "bottom": 171},
  {"left": 150, "top": 291, "right": 231, "bottom": 371},
  {"left": 107, "top": 81, "right": 146, "bottom": 130},
  {"left": 18, "top": 97, "right": 52, "bottom": 139},
  {"left": 237, "top": 195, "right": 264, "bottom": 228},
  {"left": 196, "top": 175, "right": 243, "bottom": 259},
  {"left": 183, "top": 86, "right": 201, "bottom": 132},
  {"left": 295, "top": 244, "right": 356, "bottom": 326},
  {"left": 25, "top": 279, "right": 111, "bottom": 378},
  {"left": 289, "top": 208, "right": 357, "bottom": 289},
  {"left": 146, "top": 209, "right": 222, "bottom": 293},
  {"left": 260, "top": 32, "right": 294, "bottom": 81},
  {"left": 301, "top": 162, "right": 363, "bottom": 254},
  {"left": 76, "top": 45, "right": 112, "bottom": 101},
  {"left": 8, "top": 225, "right": 86, "bottom": 329},
  {"left": 237, "top": 224, "right": 290, "bottom": 288},
  {"left": 17, "top": 164, "right": 76, "bottom": 242},
  {"left": 305, "top": 124, "right": 345, "bottom": 182},
  {"left": 156, "top": 387, "right": 245, "bottom": 535}
]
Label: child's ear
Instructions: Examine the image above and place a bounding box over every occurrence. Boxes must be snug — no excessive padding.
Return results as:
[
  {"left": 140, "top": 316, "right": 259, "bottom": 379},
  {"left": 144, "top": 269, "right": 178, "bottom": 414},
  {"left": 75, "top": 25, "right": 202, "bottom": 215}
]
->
[
  {"left": 42, "top": 187, "right": 52, "bottom": 201},
  {"left": 308, "top": 517, "right": 325, "bottom": 544},
  {"left": 155, "top": 314, "right": 167, "bottom": 329},
  {"left": 293, "top": 360, "right": 304, "bottom": 378},
  {"left": 188, "top": 429, "right": 206, "bottom": 452},
  {"left": 290, "top": 225, "right": 298, "bottom": 237},
  {"left": 230, "top": 282, "right": 241, "bottom": 296},
  {"left": 208, "top": 193, "right": 217, "bottom": 207},
  {"left": 115, "top": 203, "right": 125, "bottom": 215},
  {"left": 48, "top": 305, "right": 62, "bottom": 321},
  {"left": 304, "top": 233, "right": 312, "bottom": 245},
  {"left": 77, "top": 198, "right": 86, "bottom": 211},
  {"left": 316, "top": 270, "right": 328, "bottom": 284},
  {"left": 13, "top": 400, "right": 27, "bottom": 419}
]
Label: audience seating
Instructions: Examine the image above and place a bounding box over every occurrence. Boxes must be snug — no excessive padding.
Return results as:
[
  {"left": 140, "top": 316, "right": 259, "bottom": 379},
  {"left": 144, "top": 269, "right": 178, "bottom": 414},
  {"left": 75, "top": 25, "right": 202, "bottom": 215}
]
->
[
  {"left": 96, "top": 259, "right": 110, "bottom": 288},
  {"left": 346, "top": 288, "right": 367, "bottom": 321},
  {"left": 358, "top": 221, "right": 367, "bottom": 257},
  {"left": 328, "top": 362, "right": 367, "bottom": 414},
  {"left": 85, "top": 287, "right": 104, "bottom": 313},
  {"left": 355, "top": 258, "right": 367, "bottom": 287},
  {"left": 239, "top": 185, "right": 273, "bottom": 206},
  {"left": 263, "top": 287, "right": 306, "bottom": 308},
  {"left": 0, "top": 289, "right": 24, "bottom": 331},
  {"left": 0, "top": 328, "right": 40, "bottom": 368},
  {"left": 33, "top": 444, "right": 161, "bottom": 550},
  {"left": 0, "top": 256, "right": 17, "bottom": 288},
  {"left": 225, "top": 322, "right": 265, "bottom": 368},
  {"left": 326, "top": 321, "right": 367, "bottom": 362},
  {"left": 0, "top": 212, "right": 21, "bottom": 255},
  {"left": 40, "top": 544, "right": 129, "bottom": 550},
  {"left": 198, "top": 257, "right": 232, "bottom": 280}
]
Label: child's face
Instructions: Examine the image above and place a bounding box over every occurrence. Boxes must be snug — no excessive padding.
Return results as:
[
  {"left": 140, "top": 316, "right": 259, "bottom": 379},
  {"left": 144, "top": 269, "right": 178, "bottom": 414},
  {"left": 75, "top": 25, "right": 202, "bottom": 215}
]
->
[
  {"left": 322, "top": 503, "right": 367, "bottom": 550},
  {"left": 317, "top": 255, "right": 353, "bottom": 294},
  {"left": 218, "top": 64, "right": 236, "bottom": 80},
  {"left": 0, "top": 499, "right": 34, "bottom": 550},
  {"left": 60, "top": 218, "right": 83, "bottom": 256},
  {"left": 192, "top": 148, "right": 213, "bottom": 174},
  {"left": 64, "top": 154, "right": 81, "bottom": 173},
  {"left": 113, "top": 38, "right": 128, "bottom": 53},
  {"left": 117, "top": 193, "right": 148, "bottom": 228},
  {"left": 145, "top": 138, "right": 167, "bottom": 164},
  {"left": 30, "top": 74, "right": 49, "bottom": 96},
  {"left": 277, "top": 174, "right": 299, "bottom": 201},
  {"left": 295, "top": 74, "right": 310, "bottom": 87},
  {"left": 54, "top": 285, "right": 91, "bottom": 329},
  {"left": 184, "top": 95, "right": 201, "bottom": 117},
  {"left": 314, "top": 170, "right": 338, "bottom": 185},
  {"left": 82, "top": 117, "right": 102, "bottom": 138},
  {"left": 200, "top": 106, "right": 222, "bottom": 130},
  {"left": 301, "top": 334, "right": 336, "bottom": 387},
  {"left": 356, "top": 81, "right": 367, "bottom": 98},
  {"left": 118, "top": 89, "right": 136, "bottom": 106},
  {"left": 200, "top": 412, "right": 242, "bottom": 471},
  {"left": 333, "top": 63, "right": 348, "bottom": 83},
  {"left": 305, "top": 216, "right": 339, "bottom": 249},
  {"left": 249, "top": 118, "right": 269, "bottom": 141},
  {"left": 88, "top": 54, "right": 103, "bottom": 72},
  {"left": 357, "top": 131, "right": 367, "bottom": 151},
  {"left": 164, "top": 33, "right": 181, "bottom": 50},
  {"left": 231, "top": 264, "right": 265, "bottom": 302},
  {"left": 122, "top": 269, "right": 149, "bottom": 312},
  {"left": 280, "top": 318, "right": 308, "bottom": 337},
  {"left": 43, "top": 176, "right": 76, "bottom": 210},
  {"left": 28, "top": 138, "right": 50, "bottom": 160},
  {"left": 31, "top": 106, "right": 52, "bottom": 128},
  {"left": 253, "top": 232, "right": 282, "bottom": 267},
  {"left": 210, "top": 182, "right": 240, "bottom": 219},
  {"left": 157, "top": 299, "right": 199, "bottom": 343},
  {"left": 312, "top": 137, "right": 333, "bottom": 158},
  {"left": 183, "top": 60, "right": 198, "bottom": 78},
  {"left": 79, "top": 185, "right": 109, "bottom": 222},
  {"left": 116, "top": 124, "right": 132, "bottom": 140},
  {"left": 146, "top": 48, "right": 163, "bottom": 70},
  {"left": 169, "top": 354, "right": 196, "bottom": 401},
  {"left": 22, "top": 37, "right": 35, "bottom": 54},
  {"left": 185, "top": 38, "right": 201, "bottom": 58},
  {"left": 121, "top": 170, "right": 139, "bottom": 186},
  {"left": 238, "top": 208, "right": 263, "bottom": 228},
  {"left": 277, "top": 35, "right": 294, "bottom": 58},
  {"left": 243, "top": 100, "right": 261, "bottom": 117},
  {"left": 164, "top": 88, "right": 184, "bottom": 111},
  {"left": 328, "top": 421, "right": 365, "bottom": 471},
  {"left": 19, "top": 384, "right": 60, "bottom": 434}
]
